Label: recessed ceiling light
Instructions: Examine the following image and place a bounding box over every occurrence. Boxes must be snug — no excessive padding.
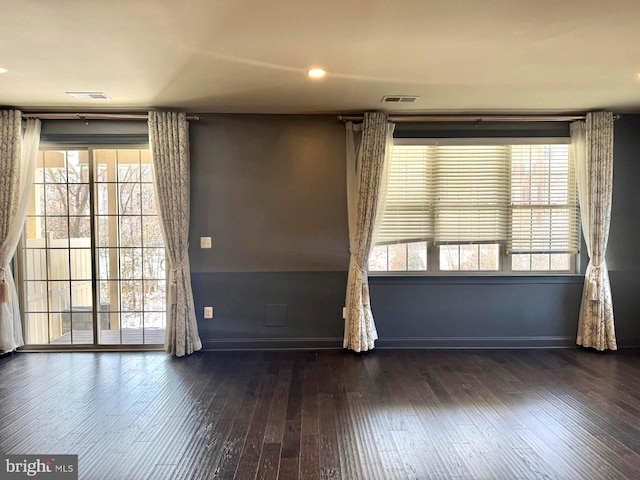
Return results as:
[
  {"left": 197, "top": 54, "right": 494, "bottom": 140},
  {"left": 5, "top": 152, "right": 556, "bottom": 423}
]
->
[
  {"left": 0, "top": 67, "right": 8, "bottom": 74},
  {"left": 308, "top": 68, "right": 326, "bottom": 79}
]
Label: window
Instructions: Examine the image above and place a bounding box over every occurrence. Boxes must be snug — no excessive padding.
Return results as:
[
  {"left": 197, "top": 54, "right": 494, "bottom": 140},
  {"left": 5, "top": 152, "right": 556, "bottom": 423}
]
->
[
  {"left": 369, "top": 139, "right": 578, "bottom": 274},
  {"left": 20, "top": 147, "right": 166, "bottom": 345}
]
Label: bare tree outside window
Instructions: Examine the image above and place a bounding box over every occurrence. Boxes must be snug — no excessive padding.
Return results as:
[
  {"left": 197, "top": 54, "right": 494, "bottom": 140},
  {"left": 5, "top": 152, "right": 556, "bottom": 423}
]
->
[{"left": 368, "top": 242, "right": 428, "bottom": 272}]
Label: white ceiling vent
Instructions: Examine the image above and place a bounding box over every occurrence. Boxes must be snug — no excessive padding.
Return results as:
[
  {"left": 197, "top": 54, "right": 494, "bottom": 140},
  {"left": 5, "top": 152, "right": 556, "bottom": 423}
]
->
[
  {"left": 66, "top": 91, "right": 111, "bottom": 100},
  {"left": 381, "top": 95, "right": 420, "bottom": 104}
]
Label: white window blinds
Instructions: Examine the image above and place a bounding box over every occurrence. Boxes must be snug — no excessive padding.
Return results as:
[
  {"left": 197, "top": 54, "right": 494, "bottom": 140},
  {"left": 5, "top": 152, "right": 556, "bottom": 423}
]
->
[
  {"left": 509, "top": 144, "right": 579, "bottom": 253},
  {"left": 375, "top": 140, "right": 579, "bottom": 253},
  {"left": 435, "top": 145, "right": 510, "bottom": 244},
  {"left": 375, "top": 145, "right": 434, "bottom": 244}
]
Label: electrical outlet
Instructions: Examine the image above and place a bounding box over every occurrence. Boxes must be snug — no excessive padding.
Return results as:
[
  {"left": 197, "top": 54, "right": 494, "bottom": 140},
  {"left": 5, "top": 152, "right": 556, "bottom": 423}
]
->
[
  {"left": 342, "top": 307, "right": 346, "bottom": 319},
  {"left": 204, "top": 306, "right": 213, "bottom": 319},
  {"left": 200, "top": 236, "right": 212, "bottom": 249}
]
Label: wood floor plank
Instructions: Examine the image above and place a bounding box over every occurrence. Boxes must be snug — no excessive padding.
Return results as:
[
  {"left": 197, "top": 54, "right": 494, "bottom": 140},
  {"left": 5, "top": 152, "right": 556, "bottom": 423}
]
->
[
  {"left": 299, "top": 434, "right": 320, "bottom": 480},
  {"left": 234, "top": 369, "right": 279, "bottom": 480},
  {"left": 256, "top": 442, "right": 281, "bottom": 480},
  {"left": 1, "top": 349, "right": 640, "bottom": 479},
  {"left": 277, "top": 457, "right": 299, "bottom": 480},
  {"left": 263, "top": 359, "right": 293, "bottom": 444},
  {"left": 282, "top": 359, "right": 304, "bottom": 452},
  {"left": 317, "top": 394, "right": 342, "bottom": 480}
]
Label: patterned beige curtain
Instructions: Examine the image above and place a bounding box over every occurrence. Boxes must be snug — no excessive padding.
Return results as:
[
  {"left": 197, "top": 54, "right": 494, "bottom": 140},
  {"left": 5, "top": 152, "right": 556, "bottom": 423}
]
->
[
  {"left": 344, "top": 112, "right": 394, "bottom": 352},
  {"left": 0, "top": 112, "right": 41, "bottom": 354},
  {"left": 571, "top": 112, "right": 616, "bottom": 351},
  {"left": 148, "top": 111, "right": 202, "bottom": 357}
]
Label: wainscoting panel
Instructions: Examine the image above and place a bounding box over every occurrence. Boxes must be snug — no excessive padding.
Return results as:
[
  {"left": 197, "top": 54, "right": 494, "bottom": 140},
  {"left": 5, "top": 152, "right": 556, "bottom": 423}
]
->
[{"left": 191, "top": 272, "right": 640, "bottom": 350}]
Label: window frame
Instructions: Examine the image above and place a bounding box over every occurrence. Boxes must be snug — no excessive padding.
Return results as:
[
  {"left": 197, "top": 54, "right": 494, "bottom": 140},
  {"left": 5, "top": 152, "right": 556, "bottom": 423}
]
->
[{"left": 369, "top": 137, "right": 580, "bottom": 276}]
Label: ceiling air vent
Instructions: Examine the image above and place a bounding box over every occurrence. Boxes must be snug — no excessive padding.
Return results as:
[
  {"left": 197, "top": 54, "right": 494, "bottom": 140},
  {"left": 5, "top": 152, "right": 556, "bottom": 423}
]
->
[
  {"left": 381, "top": 95, "right": 420, "bottom": 104},
  {"left": 66, "top": 91, "right": 111, "bottom": 100}
]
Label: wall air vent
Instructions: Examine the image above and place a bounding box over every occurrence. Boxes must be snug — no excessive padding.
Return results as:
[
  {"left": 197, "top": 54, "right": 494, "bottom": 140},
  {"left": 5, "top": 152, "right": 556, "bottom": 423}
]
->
[
  {"left": 66, "top": 91, "right": 111, "bottom": 100},
  {"left": 381, "top": 95, "right": 420, "bottom": 103}
]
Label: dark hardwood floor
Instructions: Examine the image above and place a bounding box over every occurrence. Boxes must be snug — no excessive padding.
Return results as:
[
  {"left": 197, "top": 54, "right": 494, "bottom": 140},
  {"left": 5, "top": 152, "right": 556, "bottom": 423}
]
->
[{"left": 1, "top": 348, "right": 640, "bottom": 479}]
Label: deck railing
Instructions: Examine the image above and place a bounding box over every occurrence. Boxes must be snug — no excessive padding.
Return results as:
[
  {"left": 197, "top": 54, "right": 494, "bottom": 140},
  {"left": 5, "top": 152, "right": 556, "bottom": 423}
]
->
[{"left": 24, "top": 237, "right": 92, "bottom": 343}]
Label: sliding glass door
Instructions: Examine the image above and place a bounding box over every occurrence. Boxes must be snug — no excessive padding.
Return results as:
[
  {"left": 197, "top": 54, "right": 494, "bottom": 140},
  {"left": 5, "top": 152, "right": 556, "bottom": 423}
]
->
[{"left": 21, "top": 147, "right": 166, "bottom": 346}]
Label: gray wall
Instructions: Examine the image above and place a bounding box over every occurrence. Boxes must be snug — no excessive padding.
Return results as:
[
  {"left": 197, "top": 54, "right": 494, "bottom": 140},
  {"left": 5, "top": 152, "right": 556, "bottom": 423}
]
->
[
  {"left": 189, "top": 115, "right": 349, "bottom": 349},
  {"left": 608, "top": 115, "right": 640, "bottom": 346},
  {"left": 189, "top": 114, "right": 640, "bottom": 349},
  {"left": 189, "top": 114, "right": 349, "bottom": 273}
]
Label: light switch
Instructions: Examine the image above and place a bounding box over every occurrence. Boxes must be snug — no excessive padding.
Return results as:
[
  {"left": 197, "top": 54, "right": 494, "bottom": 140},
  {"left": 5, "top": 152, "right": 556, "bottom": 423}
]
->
[
  {"left": 204, "top": 306, "right": 213, "bottom": 318},
  {"left": 200, "top": 236, "right": 212, "bottom": 249}
]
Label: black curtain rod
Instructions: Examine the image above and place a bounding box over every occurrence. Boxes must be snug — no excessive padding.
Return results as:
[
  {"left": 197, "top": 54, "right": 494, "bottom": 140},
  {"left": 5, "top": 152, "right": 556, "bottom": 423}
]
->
[
  {"left": 21, "top": 112, "right": 200, "bottom": 121},
  {"left": 337, "top": 114, "right": 591, "bottom": 123}
]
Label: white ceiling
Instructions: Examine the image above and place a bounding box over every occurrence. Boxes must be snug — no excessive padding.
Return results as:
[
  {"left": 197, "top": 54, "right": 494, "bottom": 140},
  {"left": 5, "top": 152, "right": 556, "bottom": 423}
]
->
[{"left": 2, "top": 0, "right": 640, "bottom": 114}]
